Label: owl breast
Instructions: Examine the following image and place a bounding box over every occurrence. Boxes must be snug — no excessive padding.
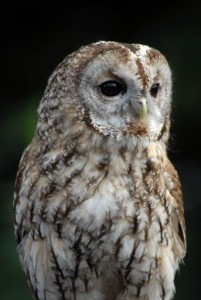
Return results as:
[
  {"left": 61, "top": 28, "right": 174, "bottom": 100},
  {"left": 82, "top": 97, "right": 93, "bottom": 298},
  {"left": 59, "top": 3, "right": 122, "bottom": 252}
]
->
[{"left": 25, "top": 139, "right": 178, "bottom": 300}]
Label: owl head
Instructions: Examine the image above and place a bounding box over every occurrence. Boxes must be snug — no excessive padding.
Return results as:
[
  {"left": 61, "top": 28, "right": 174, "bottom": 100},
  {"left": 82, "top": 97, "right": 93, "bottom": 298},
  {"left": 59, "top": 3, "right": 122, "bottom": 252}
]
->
[{"left": 37, "top": 42, "right": 172, "bottom": 145}]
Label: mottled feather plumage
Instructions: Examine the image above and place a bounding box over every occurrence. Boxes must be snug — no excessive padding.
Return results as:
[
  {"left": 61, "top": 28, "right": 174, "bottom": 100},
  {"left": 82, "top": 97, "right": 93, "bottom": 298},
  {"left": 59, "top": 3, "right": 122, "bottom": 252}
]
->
[{"left": 14, "top": 41, "right": 186, "bottom": 300}]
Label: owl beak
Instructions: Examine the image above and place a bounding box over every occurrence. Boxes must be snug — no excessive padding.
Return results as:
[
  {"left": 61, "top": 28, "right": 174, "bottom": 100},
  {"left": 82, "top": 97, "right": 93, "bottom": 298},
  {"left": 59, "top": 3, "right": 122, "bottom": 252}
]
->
[{"left": 138, "top": 98, "right": 147, "bottom": 120}]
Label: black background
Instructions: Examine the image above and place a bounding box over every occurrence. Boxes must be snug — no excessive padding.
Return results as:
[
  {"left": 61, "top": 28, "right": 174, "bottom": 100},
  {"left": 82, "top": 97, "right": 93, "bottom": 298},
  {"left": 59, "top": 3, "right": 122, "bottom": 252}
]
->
[{"left": 1, "top": 1, "right": 201, "bottom": 299}]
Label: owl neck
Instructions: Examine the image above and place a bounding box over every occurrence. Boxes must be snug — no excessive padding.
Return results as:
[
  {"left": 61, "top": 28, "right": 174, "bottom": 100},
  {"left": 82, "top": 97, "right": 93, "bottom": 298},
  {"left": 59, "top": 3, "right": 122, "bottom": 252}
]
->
[
  {"left": 82, "top": 108, "right": 170, "bottom": 150},
  {"left": 82, "top": 116, "right": 170, "bottom": 153},
  {"left": 35, "top": 110, "right": 170, "bottom": 157}
]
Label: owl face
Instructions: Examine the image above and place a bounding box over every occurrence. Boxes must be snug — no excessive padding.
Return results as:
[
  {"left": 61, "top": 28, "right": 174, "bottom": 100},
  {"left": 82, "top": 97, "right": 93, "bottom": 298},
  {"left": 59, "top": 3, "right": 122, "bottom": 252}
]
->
[
  {"left": 77, "top": 42, "right": 172, "bottom": 139},
  {"left": 37, "top": 42, "right": 172, "bottom": 144}
]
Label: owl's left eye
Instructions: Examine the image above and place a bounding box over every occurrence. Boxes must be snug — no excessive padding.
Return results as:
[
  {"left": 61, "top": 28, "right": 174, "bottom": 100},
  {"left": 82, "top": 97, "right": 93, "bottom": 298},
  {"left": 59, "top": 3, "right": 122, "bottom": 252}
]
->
[
  {"left": 99, "top": 80, "right": 126, "bottom": 97},
  {"left": 150, "top": 83, "right": 160, "bottom": 97}
]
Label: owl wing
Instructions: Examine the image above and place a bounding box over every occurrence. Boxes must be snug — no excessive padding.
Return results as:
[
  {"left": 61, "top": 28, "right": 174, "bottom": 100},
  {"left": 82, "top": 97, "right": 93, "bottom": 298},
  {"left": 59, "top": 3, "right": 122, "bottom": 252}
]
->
[{"left": 166, "top": 159, "right": 186, "bottom": 259}]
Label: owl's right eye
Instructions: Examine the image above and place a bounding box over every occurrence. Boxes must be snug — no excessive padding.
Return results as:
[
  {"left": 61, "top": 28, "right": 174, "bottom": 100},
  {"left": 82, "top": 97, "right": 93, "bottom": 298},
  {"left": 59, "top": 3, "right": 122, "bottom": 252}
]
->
[{"left": 99, "top": 80, "right": 126, "bottom": 97}]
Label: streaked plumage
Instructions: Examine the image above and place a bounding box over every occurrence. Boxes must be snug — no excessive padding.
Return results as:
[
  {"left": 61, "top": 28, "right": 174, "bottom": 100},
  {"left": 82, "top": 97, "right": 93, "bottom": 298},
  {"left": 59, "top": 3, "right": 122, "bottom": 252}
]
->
[{"left": 14, "top": 41, "right": 186, "bottom": 300}]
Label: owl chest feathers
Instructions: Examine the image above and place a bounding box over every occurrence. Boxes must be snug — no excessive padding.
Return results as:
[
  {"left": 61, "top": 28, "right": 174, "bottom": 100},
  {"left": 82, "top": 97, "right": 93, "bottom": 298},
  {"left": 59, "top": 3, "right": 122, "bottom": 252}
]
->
[
  {"left": 45, "top": 140, "right": 174, "bottom": 255},
  {"left": 15, "top": 135, "right": 181, "bottom": 300},
  {"left": 66, "top": 140, "right": 176, "bottom": 257}
]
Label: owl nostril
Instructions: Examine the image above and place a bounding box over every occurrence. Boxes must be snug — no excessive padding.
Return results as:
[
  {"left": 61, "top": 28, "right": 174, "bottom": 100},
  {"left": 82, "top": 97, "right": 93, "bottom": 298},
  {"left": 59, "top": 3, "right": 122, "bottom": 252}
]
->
[
  {"left": 137, "top": 100, "right": 143, "bottom": 105},
  {"left": 137, "top": 98, "right": 147, "bottom": 105}
]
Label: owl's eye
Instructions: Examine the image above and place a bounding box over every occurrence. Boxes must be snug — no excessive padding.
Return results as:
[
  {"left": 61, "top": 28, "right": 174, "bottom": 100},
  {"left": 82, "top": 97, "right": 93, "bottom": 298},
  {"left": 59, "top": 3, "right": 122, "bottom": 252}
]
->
[
  {"left": 150, "top": 83, "right": 160, "bottom": 97},
  {"left": 99, "top": 80, "right": 126, "bottom": 97}
]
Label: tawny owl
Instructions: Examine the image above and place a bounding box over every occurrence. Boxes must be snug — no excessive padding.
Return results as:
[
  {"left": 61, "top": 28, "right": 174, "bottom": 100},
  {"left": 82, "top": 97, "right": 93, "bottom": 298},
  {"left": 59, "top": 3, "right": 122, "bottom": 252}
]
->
[{"left": 14, "top": 41, "right": 186, "bottom": 300}]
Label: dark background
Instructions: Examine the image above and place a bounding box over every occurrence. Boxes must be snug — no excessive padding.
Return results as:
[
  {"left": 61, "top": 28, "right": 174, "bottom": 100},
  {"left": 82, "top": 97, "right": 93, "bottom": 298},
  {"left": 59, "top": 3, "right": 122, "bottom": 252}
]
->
[{"left": 1, "top": 1, "right": 201, "bottom": 299}]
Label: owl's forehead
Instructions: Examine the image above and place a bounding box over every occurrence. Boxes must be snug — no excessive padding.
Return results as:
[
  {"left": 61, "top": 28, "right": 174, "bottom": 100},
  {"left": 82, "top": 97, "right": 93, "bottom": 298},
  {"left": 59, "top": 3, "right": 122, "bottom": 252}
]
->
[
  {"left": 84, "top": 41, "right": 164, "bottom": 63},
  {"left": 133, "top": 44, "right": 159, "bottom": 63},
  {"left": 75, "top": 42, "right": 167, "bottom": 88}
]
